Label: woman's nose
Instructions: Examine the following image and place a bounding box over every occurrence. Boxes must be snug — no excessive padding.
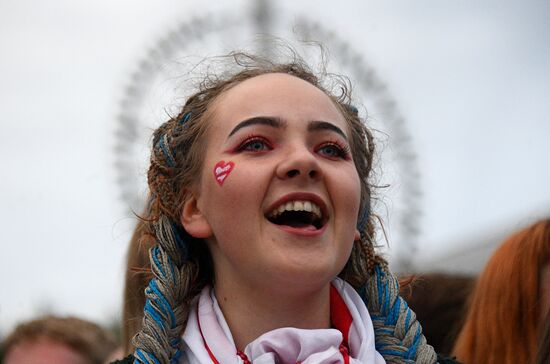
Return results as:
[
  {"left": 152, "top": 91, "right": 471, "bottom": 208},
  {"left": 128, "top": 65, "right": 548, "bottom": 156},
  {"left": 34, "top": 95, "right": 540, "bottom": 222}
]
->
[{"left": 275, "top": 145, "right": 322, "bottom": 181}]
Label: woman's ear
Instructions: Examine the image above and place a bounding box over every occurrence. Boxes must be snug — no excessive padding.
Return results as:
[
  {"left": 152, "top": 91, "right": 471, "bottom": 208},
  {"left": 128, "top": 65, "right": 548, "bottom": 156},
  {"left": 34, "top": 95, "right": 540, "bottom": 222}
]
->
[{"left": 181, "top": 193, "right": 213, "bottom": 239}]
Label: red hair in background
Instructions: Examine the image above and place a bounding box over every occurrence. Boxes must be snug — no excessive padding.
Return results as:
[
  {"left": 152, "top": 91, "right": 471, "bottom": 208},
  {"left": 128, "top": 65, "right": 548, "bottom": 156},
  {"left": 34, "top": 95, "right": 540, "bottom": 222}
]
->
[{"left": 452, "top": 219, "right": 550, "bottom": 364}]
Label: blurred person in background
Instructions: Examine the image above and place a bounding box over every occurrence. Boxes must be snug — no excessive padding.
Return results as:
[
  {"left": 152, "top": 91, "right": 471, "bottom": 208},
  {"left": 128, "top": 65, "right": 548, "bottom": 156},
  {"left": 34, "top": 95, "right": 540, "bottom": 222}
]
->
[
  {"left": 1, "top": 315, "right": 121, "bottom": 364},
  {"left": 401, "top": 274, "right": 474, "bottom": 356},
  {"left": 452, "top": 218, "right": 550, "bottom": 364}
]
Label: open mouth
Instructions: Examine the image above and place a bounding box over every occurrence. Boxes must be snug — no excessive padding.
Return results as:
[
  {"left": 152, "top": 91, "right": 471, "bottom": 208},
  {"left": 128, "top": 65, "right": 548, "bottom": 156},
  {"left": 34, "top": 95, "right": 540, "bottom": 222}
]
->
[{"left": 266, "top": 200, "right": 326, "bottom": 230}]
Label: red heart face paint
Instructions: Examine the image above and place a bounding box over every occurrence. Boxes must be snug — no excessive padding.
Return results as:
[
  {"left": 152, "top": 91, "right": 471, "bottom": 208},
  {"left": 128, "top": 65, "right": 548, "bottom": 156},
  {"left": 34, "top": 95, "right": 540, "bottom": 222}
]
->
[{"left": 214, "top": 161, "right": 235, "bottom": 185}]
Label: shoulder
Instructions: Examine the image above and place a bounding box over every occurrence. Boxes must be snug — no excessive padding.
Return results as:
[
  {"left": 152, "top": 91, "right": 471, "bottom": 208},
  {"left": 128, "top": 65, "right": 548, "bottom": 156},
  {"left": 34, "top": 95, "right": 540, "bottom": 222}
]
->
[
  {"left": 437, "top": 353, "right": 462, "bottom": 364},
  {"left": 110, "top": 354, "right": 134, "bottom": 364}
]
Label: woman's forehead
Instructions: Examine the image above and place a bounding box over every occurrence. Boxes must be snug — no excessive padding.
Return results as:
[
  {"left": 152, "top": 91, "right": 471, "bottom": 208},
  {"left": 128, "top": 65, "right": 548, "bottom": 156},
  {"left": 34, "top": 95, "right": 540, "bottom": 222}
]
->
[{"left": 208, "top": 73, "right": 347, "bottom": 132}]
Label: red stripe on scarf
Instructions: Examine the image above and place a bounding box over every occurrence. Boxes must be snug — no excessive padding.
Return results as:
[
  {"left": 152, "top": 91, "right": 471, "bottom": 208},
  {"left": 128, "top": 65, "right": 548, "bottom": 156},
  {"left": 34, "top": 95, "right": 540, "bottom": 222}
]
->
[{"left": 330, "top": 284, "right": 353, "bottom": 349}]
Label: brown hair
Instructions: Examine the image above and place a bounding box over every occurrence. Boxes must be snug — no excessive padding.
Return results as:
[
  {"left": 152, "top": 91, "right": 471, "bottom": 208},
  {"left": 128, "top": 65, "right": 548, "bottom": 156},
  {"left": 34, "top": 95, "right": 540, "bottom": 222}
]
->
[
  {"left": 452, "top": 218, "right": 550, "bottom": 364},
  {"left": 2, "top": 315, "right": 118, "bottom": 364},
  {"left": 121, "top": 219, "right": 153, "bottom": 355}
]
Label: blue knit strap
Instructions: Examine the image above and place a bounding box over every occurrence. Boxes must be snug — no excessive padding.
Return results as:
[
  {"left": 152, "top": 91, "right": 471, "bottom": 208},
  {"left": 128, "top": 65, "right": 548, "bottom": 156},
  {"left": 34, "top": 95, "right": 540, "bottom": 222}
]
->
[
  {"left": 150, "top": 246, "right": 168, "bottom": 280},
  {"left": 134, "top": 349, "right": 161, "bottom": 364},
  {"left": 359, "top": 264, "right": 434, "bottom": 362},
  {"left": 170, "top": 348, "right": 183, "bottom": 364},
  {"left": 143, "top": 299, "right": 165, "bottom": 333},
  {"left": 145, "top": 279, "right": 177, "bottom": 329},
  {"left": 150, "top": 245, "right": 178, "bottom": 286},
  {"left": 153, "top": 216, "right": 190, "bottom": 265}
]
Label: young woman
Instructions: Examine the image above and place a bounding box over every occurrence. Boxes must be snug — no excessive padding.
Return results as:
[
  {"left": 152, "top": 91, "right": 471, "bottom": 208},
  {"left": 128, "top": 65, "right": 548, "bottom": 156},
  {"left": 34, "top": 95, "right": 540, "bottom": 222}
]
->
[
  {"left": 116, "top": 51, "right": 458, "bottom": 364},
  {"left": 453, "top": 218, "right": 550, "bottom": 364}
]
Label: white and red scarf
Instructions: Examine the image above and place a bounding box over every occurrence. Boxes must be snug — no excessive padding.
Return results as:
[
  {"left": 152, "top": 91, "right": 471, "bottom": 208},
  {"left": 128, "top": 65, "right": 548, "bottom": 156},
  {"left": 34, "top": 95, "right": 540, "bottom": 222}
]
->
[{"left": 181, "top": 278, "right": 386, "bottom": 364}]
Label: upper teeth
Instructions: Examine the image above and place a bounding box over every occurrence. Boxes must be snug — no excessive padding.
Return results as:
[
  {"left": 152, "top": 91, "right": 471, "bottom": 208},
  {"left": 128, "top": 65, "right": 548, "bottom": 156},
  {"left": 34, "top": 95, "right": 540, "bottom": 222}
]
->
[{"left": 269, "top": 200, "right": 322, "bottom": 219}]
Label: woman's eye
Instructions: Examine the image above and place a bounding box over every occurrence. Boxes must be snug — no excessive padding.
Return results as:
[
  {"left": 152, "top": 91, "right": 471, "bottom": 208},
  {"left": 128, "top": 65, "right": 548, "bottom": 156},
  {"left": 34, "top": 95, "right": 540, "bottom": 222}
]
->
[
  {"left": 239, "top": 138, "right": 271, "bottom": 152},
  {"left": 318, "top": 143, "right": 347, "bottom": 159}
]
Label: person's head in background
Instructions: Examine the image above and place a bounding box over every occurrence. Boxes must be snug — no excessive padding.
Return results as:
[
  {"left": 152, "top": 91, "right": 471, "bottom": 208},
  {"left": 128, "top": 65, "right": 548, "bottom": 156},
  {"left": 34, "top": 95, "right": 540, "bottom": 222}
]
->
[
  {"left": 452, "top": 218, "right": 550, "bottom": 364},
  {"left": 401, "top": 273, "right": 475, "bottom": 355},
  {"left": 2, "top": 315, "right": 120, "bottom": 364}
]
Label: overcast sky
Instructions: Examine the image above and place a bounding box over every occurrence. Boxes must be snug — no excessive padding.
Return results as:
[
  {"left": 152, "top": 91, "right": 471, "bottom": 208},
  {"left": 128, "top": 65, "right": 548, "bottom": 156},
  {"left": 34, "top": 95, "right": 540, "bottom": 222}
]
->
[{"left": 1, "top": 0, "right": 549, "bottom": 334}]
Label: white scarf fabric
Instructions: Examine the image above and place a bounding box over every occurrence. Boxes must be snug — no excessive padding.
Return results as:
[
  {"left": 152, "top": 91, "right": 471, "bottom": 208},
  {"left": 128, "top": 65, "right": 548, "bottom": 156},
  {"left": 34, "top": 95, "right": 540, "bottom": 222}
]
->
[{"left": 181, "top": 278, "right": 386, "bottom": 364}]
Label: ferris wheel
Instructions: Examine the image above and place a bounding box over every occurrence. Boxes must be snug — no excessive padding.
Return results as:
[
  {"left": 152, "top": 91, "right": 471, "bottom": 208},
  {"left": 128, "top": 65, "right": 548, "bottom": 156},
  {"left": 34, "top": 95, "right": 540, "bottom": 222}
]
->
[{"left": 114, "top": 0, "right": 422, "bottom": 270}]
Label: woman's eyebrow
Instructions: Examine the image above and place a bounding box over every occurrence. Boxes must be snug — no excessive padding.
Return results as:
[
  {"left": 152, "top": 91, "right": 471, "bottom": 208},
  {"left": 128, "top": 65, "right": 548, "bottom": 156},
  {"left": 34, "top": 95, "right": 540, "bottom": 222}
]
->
[
  {"left": 227, "top": 116, "right": 284, "bottom": 138},
  {"left": 308, "top": 120, "right": 348, "bottom": 141}
]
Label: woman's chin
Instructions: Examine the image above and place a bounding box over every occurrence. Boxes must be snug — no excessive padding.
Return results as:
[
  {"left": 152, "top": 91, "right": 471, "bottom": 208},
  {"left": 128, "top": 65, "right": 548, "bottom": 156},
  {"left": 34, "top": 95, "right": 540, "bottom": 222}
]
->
[{"left": 263, "top": 260, "right": 343, "bottom": 295}]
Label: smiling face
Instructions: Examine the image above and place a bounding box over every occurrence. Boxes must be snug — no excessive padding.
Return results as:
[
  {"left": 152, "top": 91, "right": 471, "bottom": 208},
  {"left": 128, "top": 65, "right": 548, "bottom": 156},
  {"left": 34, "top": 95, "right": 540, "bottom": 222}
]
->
[{"left": 182, "top": 73, "right": 361, "bottom": 293}]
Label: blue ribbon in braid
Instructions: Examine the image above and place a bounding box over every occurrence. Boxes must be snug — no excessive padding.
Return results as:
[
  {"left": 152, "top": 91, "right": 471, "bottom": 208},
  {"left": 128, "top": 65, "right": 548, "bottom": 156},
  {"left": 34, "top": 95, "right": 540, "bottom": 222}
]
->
[
  {"left": 360, "top": 264, "right": 427, "bottom": 362},
  {"left": 135, "top": 258, "right": 183, "bottom": 363},
  {"left": 155, "top": 112, "right": 192, "bottom": 168},
  {"left": 170, "top": 349, "right": 183, "bottom": 364},
  {"left": 178, "top": 111, "right": 192, "bottom": 126},
  {"left": 140, "top": 253, "right": 177, "bottom": 339},
  {"left": 135, "top": 349, "right": 161, "bottom": 364},
  {"left": 156, "top": 134, "right": 176, "bottom": 168},
  {"left": 134, "top": 222, "right": 189, "bottom": 363},
  {"left": 135, "top": 112, "right": 192, "bottom": 363}
]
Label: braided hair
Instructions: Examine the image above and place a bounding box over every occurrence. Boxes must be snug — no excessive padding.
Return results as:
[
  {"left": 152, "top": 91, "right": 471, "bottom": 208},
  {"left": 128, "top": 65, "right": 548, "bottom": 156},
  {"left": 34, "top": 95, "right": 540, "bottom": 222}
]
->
[{"left": 132, "top": 51, "right": 437, "bottom": 363}]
